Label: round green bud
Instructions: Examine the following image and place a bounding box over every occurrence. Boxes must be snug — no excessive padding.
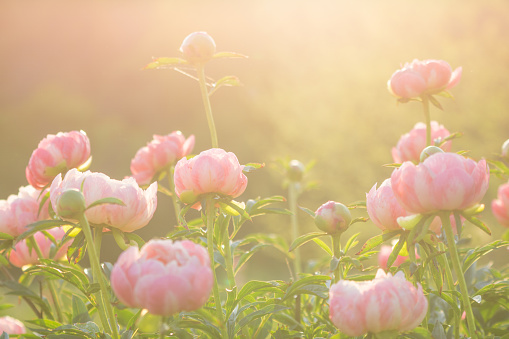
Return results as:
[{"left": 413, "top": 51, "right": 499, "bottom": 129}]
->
[
  {"left": 419, "top": 145, "right": 444, "bottom": 163},
  {"left": 56, "top": 189, "right": 86, "bottom": 219},
  {"left": 287, "top": 160, "right": 305, "bottom": 182},
  {"left": 314, "top": 201, "right": 352, "bottom": 235}
]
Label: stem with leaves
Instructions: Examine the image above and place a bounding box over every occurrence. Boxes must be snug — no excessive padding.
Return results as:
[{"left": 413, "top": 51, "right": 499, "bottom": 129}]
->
[
  {"left": 440, "top": 212, "right": 477, "bottom": 338},
  {"left": 332, "top": 233, "right": 343, "bottom": 283}
]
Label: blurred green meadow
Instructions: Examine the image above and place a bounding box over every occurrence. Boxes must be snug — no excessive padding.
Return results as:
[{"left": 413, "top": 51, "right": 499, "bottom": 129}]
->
[{"left": 1, "top": 0, "right": 508, "bottom": 283}]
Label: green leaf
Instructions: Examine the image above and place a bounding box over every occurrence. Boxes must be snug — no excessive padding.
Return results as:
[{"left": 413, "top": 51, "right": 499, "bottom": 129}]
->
[
  {"left": 219, "top": 200, "right": 251, "bottom": 221},
  {"left": 143, "top": 57, "right": 188, "bottom": 70},
  {"left": 312, "top": 238, "right": 333, "bottom": 256},
  {"left": 25, "top": 318, "right": 63, "bottom": 329},
  {"left": 428, "top": 95, "right": 444, "bottom": 110},
  {"left": 464, "top": 215, "right": 491, "bottom": 235},
  {"left": 298, "top": 206, "right": 316, "bottom": 218},
  {"left": 16, "top": 219, "right": 76, "bottom": 243},
  {"left": 356, "top": 230, "right": 402, "bottom": 255},
  {"left": 283, "top": 275, "right": 330, "bottom": 301},
  {"left": 235, "top": 304, "right": 289, "bottom": 335},
  {"left": 343, "top": 232, "right": 360, "bottom": 253},
  {"left": 462, "top": 240, "right": 509, "bottom": 272},
  {"left": 242, "top": 162, "right": 265, "bottom": 173},
  {"left": 386, "top": 233, "right": 407, "bottom": 269},
  {"left": 288, "top": 232, "right": 327, "bottom": 252},
  {"left": 226, "top": 281, "right": 282, "bottom": 318},
  {"left": 212, "top": 51, "right": 248, "bottom": 59},
  {"left": 0, "top": 232, "right": 14, "bottom": 240},
  {"left": 72, "top": 295, "right": 92, "bottom": 323},
  {"left": 86, "top": 197, "right": 126, "bottom": 210}
]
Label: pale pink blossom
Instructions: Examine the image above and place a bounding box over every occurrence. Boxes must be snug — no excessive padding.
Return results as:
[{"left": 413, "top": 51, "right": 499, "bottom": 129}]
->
[
  {"left": 491, "top": 182, "right": 509, "bottom": 228},
  {"left": 388, "top": 59, "right": 462, "bottom": 100},
  {"left": 329, "top": 269, "right": 428, "bottom": 336},
  {"left": 50, "top": 169, "right": 157, "bottom": 232},
  {"left": 8, "top": 227, "right": 70, "bottom": 268},
  {"left": 26, "top": 130, "right": 91, "bottom": 189},
  {"left": 130, "top": 132, "right": 195, "bottom": 186},
  {"left": 0, "top": 316, "right": 26, "bottom": 334},
  {"left": 378, "top": 245, "right": 410, "bottom": 270},
  {"left": 366, "top": 179, "right": 411, "bottom": 231},
  {"left": 174, "top": 148, "right": 247, "bottom": 208},
  {"left": 314, "top": 201, "right": 351, "bottom": 234},
  {"left": 392, "top": 121, "right": 451, "bottom": 164},
  {"left": 391, "top": 153, "right": 489, "bottom": 214},
  {"left": 110, "top": 239, "right": 213, "bottom": 316},
  {"left": 180, "top": 32, "right": 216, "bottom": 65},
  {"left": 0, "top": 185, "right": 49, "bottom": 237}
]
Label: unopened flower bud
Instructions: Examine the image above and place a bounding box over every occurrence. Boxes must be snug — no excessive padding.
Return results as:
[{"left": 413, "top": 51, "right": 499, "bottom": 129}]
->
[
  {"left": 419, "top": 145, "right": 444, "bottom": 163},
  {"left": 287, "top": 160, "right": 305, "bottom": 182},
  {"left": 501, "top": 139, "right": 509, "bottom": 160},
  {"left": 180, "top": 32, "right": 216, "bottom": 65},
  {"left": 56, "top": 189, "right": 86, "bottom": 219},
  {"left": 314, "top": 201, "right": 352, "bottom": 234}
]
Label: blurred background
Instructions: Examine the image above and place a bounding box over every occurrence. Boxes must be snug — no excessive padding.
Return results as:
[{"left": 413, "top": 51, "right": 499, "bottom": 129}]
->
[{"left": 1, "top": 0, "right": 508, "bottom": 282}]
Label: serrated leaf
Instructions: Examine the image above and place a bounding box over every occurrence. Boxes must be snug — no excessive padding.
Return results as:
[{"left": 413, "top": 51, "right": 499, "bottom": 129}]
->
[
  {"left": 288, "top": 232, "right": 327, "bottom": 252},
  {"left": 356, "top": 230, "right": 402, "bottom": 255}
]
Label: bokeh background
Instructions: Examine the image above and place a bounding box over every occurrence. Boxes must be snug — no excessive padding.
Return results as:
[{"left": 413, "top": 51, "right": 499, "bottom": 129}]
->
[{"left": 1, "top": 0, "right": 508, "bottom": 282}]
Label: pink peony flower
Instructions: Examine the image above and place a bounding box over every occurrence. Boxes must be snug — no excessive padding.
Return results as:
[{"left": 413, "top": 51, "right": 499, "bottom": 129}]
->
[
  {"left": 366, "top": 179, "right": 412, "bottom": 231},
  {"left": 173, "top": 148, "right": 248, "bottom": 208},
  {"left": 329, "top": 269, "right": 428, "bottom": 336},
  {"left": 110, "top": 239, "right": 213, "bottom": 316},
  {"left": 8, "top": 227, "right": 70, "bottom": 268},
  {"left": 388, "top": 59, "right": 462, "bottom": 100},
  {"left": 0, "top": 316, "right": 26, "bottom": 334},
  {"left": 0, "top": 185, "right": 49, "bottom": 237},
  {"left": 390, "top": 153, "right": 489, "bottom": 214},
  {"left": 26, "top": 130, "right": 91, "bottom": 189},
  {"left": 491, "top": 182, "right": 509, "bottom": 228},
  {"left": 130, "top": 132, "right": 195, "bottom": 186},
  {"left": 392, "top": 121, "right": 451, "bottom": 164},
  {"left": 180, "top": 32, "right": 216, "bottom": 65},
  {"left": 50, "top": 169, "right": 157, "bottom": 232},
  {"left": 314, "top": 201, "right": 351, "bottom": 234}
]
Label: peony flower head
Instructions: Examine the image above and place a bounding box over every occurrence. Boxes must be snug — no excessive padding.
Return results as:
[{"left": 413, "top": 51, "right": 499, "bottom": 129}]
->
[
  {"left": 110, "top": 239, "right": 213, "bottom": 316},
  {"left": 174, "top": 148, "right": 248, "bottom": 208},
  {"left": 391, "top": 152, "right": 489, "bottom": 214},
  {"left": 314, "top": 201, "right": 351, "bottom": 234},
  {"left": 392, "top": 121, "right": 451, "bottom": 164},
  {"left": 26, "top": 130, "right": 91, "bottom": 189},
  {"left": 329, "top": 269, "right": 428, "bottom": 336},
  {"left": 130, "top": 131, "right": 195, "bottom": 186},
  {"left": 492, "top": 182, "right": 509, "bottom": 228},
  {"left": 0, "top": 185, "right": 49, "bottom": 237},
  {"left": 388, "top": 59, "right": 462, "bottom": 100},
  {"left": 0, "top": 316, "right": 26, "bottom": 335},
  {"left": 180, "top": 32, "right": 216, "bottom": 65},
  {"left": 50, "top": 169, "right": 157, "bottom": 232}
]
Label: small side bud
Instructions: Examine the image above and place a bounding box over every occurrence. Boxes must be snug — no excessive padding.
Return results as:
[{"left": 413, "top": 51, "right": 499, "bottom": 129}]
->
[
  {"left": 180, "top": 32, "right": 216, "bottom": 65},
  {"left": 419, "top": 145, "right": 444, "bottom": 162},
  {"left": 501, "top": 139, "right": 509, "bottom": 160},
  {"left": 287, "top": 160, "right": 305, "bottom": 182},
  {"left": 56, "top": 189, "right": 86, "bottom": 219},
  {"left": 314, "top": 201, "right": 352, "bottom": 235},
  {"left": 179, "top": 190, "right": 199, "bottom": 205}
]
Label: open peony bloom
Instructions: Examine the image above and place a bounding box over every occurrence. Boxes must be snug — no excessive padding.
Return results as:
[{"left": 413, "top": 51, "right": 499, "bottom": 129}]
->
[
  {"left": 388, "top": 59, "right": 462, "bottom": 100},
  {"left": 174, "top": 148, "right": 248, "bottom": 208},
  {"left": 390, "top": 152, "right": 489, "bottom": 214},
  {"left": 492, "top": 182, "right": 509, "bottom": 228},
  {"left": 0, "top": 185, "right": 49, "bottom": 237},
  {"left": 26, "top": 130, "right": 91, "bottom": 189},
  {"left": 314, "top": 201, "right": 351, "bottom": 234},
  {"left": 9, "top": 227, "right": 70, "bottom": 268},
  {"left": 50, "top": 169, "right": 157, "bottom": 232},
  {"left": 392, "top": 121, "right": 451, "bottom": 164},
  {"left": 130, "top": 131, "right": 195, "bottom": 186},
  {"left": 110, "top": 239, "right": 213, "bottom": 316},
  {"left": 0, "top": 316, "right": 26, "bottom": 335},
  {"left": 329, "top": 269, "right": 428, "bottom": 336}
]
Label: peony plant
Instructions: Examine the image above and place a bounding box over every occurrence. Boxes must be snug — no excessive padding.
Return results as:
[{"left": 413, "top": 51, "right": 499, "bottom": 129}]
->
[{"left": 0, "top": 32, "right": 508, "bottom": 339}]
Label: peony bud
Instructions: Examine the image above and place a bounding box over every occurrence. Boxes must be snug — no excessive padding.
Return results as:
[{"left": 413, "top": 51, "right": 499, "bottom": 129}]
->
[
  {"left": 419, "top": 145, "right": 444, "bottom": 163},
  {"left": 180, "top": 32, "right": 216, "bottom": 65},
  {"left": 314, "top": 201, "right": 352, "bottom": 234},
  {"left": 55, "top": 189, "right": 86, "bottom": 219},
  {"left": 287, "top": 160, "right": 305, "bottom": 182}
]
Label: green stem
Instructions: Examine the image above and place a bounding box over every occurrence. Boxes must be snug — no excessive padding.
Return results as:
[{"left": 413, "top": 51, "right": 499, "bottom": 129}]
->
[
  {"left": 438, "top": 241, "right": 460, "bottom": 339},
  {"left": 159, "top": 316, "right": 166, "bottom": 339},
  {"left": 332, "top": 233, "right": 343, "bottom": 283},
  {"left": 440, "top": 212, "right": 477, "bottom": 339},
  {"left": 196, "top": 64, "right": 219, "bottom": 148},
  {"left": 222, "top": 216, "right": 236, "bottom": 290},
  {"left": 288, "top": 183, "right": 301, "bottom": 276},
  {"left": 422, "top": 96, "right": 431, "bottom": 147},
  {"left": 1, "top": 266, "right": 42, "bottom": 318},
  {"left": 205, "top": 198, "right": 227, "bottom": 337},
  {"left": 79, "top": 216, "right": 120, "bottom": 339},
  {"left": 168, "top": 165, "right": 181, "bottom": 224}
]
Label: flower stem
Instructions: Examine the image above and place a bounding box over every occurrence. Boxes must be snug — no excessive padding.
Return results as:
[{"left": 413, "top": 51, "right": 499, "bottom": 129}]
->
[
  {"left": 332, "top": 233, "right": 343, "bottom": 283},
  {"left": 79, "top": 216, "right": 120, "bottom": 339},
  {"left": 196, "top": 65, "right": 219, "bottom": 148},
  {"left": 168, "top": 165, "right": 181, "bottom": 224},
  {"left": 438, "top": 241, "right": 460, "bottom": 339},
  {"left": 422, "top": 96, "right": 431, "bottom": 147},
  {"left": 222, "top": 216, "right": 236, "bottom": 290},
  {"left": 205, "top": 198, "right": 226, "bottom": 337},
  {"left": 440, "top": 212, "right": 477, "bottom": 338},
  {"left": 288, "top": 183, "right": 301, "bottom": 276}
]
